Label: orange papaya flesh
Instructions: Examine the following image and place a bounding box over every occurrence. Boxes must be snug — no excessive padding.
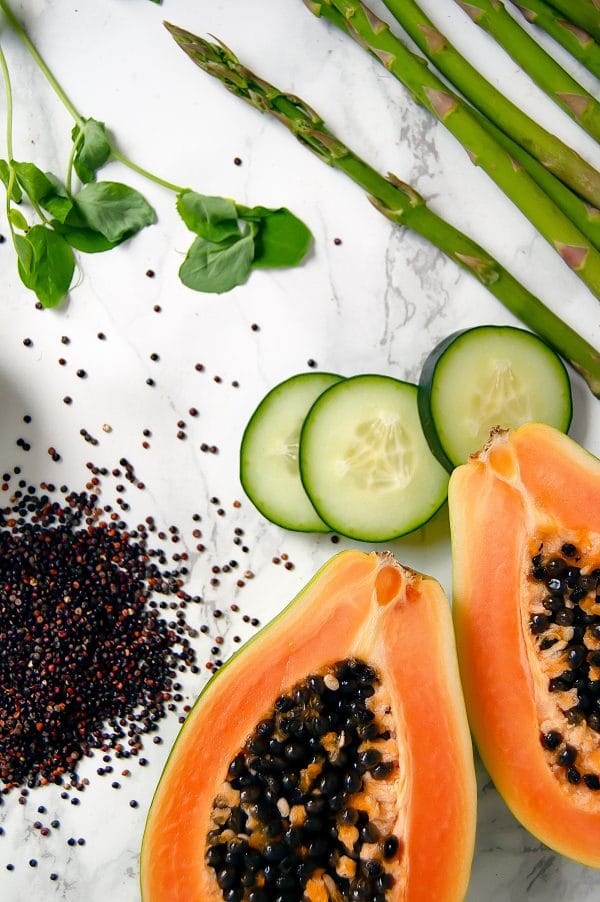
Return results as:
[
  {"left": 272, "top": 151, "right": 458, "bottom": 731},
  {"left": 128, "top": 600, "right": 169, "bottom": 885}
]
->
[
  {"left": 140, "top": 550, "right": 476, "bottom": 901},
  {"left": 449, "top": 423, "right": 600, "bottom": 867}
]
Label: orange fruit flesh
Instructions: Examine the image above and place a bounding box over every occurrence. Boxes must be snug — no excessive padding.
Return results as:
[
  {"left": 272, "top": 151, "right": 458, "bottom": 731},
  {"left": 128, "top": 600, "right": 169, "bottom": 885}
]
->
[
  {"left": 140, "top": 551, "right": 476, "bottom": 901},
  {"left": 451, "top": 423, "right": 600, "bottom": 867}
]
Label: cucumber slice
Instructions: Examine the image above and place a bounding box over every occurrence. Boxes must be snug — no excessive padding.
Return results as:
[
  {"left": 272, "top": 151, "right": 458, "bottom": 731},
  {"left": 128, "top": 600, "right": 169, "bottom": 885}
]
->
[
  {"left": 299, "top": 375, "right": 449, "bottom": 542},
  {"left": 240, "top": 372, "right": 343, "bottom": 532},
  {"left": 418, "top": 325, "right": 573, "bottom": 471}
]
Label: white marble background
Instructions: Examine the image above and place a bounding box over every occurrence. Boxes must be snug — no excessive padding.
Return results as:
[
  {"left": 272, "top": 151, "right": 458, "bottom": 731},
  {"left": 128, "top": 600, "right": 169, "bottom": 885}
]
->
[{"left": 0, "top": 0, "right": 599, "bottom": 899}]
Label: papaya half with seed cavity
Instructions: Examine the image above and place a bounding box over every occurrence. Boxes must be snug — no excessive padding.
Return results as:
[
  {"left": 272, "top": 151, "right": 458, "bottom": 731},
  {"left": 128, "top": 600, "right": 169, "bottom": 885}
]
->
[
  {"left": 449, "top": 423, "right": 600, "bottom": 866},
  {"left": 140, "top": 550, "right": 476, "bottom": 901}
]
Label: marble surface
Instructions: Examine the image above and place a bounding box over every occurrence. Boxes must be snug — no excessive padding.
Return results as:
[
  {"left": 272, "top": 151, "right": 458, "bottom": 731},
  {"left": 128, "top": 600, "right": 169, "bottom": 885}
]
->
[{"left": 0, "top": 0, "right": 599, "bottom": 899}]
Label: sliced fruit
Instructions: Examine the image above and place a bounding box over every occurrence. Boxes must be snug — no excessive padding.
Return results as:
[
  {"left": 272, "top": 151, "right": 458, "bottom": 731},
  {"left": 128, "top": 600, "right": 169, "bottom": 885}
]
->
[
  {"left": 418, "top": 326, "right": 572, "bottom": 470},
  {"left": 140, "top": 551, "right": 476, "bottom": 901},
  {"left": 299, "top": 375, "right": 449, "bottom": 542},
  {"left": 449, "top": 423, "right": 600, "bottom": 866},
  {"left": 240, "top": 372, "right": 343, "bottom": 532}
]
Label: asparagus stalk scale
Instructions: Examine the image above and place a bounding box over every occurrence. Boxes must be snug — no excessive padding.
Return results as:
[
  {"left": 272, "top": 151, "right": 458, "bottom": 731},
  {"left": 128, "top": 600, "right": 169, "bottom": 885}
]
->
[
  {"left": 306, "top": 0, "right": 600, "bottom": 300},
  {"left": 543, "top": 0, "right": 600, "bottom": 44},
  {"left": 163, "top": 25, "right": 600, "bottom": 395},
  {"left": 380, "top": 0, "right": 600, "bottom": 213},
  {"left": 454, "top": 0, "right": 600, "bottom": 143},
  {"left": 508, "top": 0, "right": 600, "bottom": 80}
]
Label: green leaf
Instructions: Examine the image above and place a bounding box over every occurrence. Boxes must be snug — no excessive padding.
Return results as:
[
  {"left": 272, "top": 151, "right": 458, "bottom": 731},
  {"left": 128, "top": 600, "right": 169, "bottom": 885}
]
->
[
  {"left": 236, "top": 204, "right": 274, "bottom": 221},
  {"left": 14, "top": 234, "right": 33, "bottom": 278},
  {"left": 51, "top": 220, "right": 121, "bottom": 253},
  {"left": 251, "top": 208, "right": 312, "bottom": 269},
  {"left": 179, "top": 233, "right": 255, "bottom": 294},
  {"left": 177, "top": 191, "right": 241, "bottom": 242},
  {"left": 13, "top": 161, "right": 53, "bottom": 203},
  {"left": 74, "top": 181, "right": 156, "bottom": 242},
  {"left": 8, "top": 207, "right": 29, "bottom": 231},
  {"left": 71, "top": 118, "right": 112, "bottom": 184},
  {"left": 40, "top": 174, "right": 73, "bottom": 224},
  {"left": 17, "top": 225, "right": 75, "bottom": 307},
  {"left": 0, "top": 160, "right": 22, "bottom": 202}
]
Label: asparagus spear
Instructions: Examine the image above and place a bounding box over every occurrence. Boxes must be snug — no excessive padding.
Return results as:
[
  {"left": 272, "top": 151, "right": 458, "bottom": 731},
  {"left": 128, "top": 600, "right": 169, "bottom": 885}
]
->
[
  {"left": 544, "top": 0, "right": 600, "bottom": 44},
  {"left": 164, "top": 25, "right": 600, "bottom": 395},
  {"left": 508, "top": 0, "right": 600, "bottom": 80},
  {"left": 380, "top": 0, "right": 600, "bottom": 211},
  {"left": 470, "top": 106, "right": 600, "bottom": 252},
  {"left": 306, "top": 0, "right": 600, "bottom": 300},
  {"left": 454, "top": 0, "right": 600, "bottom": 143},
  {"left": 380, "top": 0, "right": 600, "bottom": 250}
]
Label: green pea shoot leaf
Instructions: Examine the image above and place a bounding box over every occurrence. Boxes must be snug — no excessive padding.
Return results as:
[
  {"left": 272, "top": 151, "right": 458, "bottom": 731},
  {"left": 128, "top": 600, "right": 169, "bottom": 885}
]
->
[
  {"left": 40, "top": 174, "right": 74, "bottom": 224},
  {"left": 71, "top": 119, "right": 112, "bottom": 184},
  {"left": 177, "top": 191, "right": 241, "bottom": 243},
  {"left": 13, "top": 234, "right": 33, "bottom": 277},
  {"left": 179, "top": 232, "right": 255, "bottom": 294},
  {"left": 16, "top": 225, "right": 75, "bottom": 308},
  {"left": 13, "top": 161, "right": 53, "bottom": 203},
  {"left": 73, "top": 181, "right": 156, "bottom": 242},
  {"left": 250, "top": 208, "right": 312, "bottom": 269},
  {"left": 51, "top": 221, "right": 122, "bottom": 254},
  {"left": 8, "top": 208, "right": 29, "bottom": 231},
  {"left": 0, "top": 160, "right": 22, "bottom": 202}
]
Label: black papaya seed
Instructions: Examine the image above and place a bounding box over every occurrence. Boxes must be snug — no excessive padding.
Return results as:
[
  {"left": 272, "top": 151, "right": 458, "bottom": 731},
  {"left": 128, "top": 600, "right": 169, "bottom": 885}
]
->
[
  {"left": 540, "top": 731, "right": 562, "bottom": 750},
  {"left": 546, "top": 557, "right": 568, "bottom": 576},
  {"left": 530, "top": 614, "right": 550, "bottom": 634},
  {"left": 583, "top": 774, "right": 600, "bottom": 791},
  {"left": 566, "top": 646, "right": 587, "bottom": 668},
  {"left": 555, "top": 608, "right": 575, "bottom": 626},
  {"left": 382, "top": 835, "right": 400, "bottom": 859},
  {"left": 207, "top": 659, "right": 401, "bottom": 898},
  {"left": 558, "top": 745, "right": 577, "bottom": 766}
]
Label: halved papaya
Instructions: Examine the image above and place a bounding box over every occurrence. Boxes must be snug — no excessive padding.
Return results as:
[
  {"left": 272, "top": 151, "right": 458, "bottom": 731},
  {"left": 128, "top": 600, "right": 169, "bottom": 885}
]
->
[
  {"left": 449, "top": 423, "right": 600, "bottom": 866},
  {"left": 140, "top": 550, "right": 476, "bottom": 901}
]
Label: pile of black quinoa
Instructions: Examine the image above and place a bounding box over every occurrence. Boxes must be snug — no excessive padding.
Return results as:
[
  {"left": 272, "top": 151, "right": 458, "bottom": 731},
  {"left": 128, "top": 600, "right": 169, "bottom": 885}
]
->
[{"left": 0, "top": 476, "right": 200, "bottom": 791}]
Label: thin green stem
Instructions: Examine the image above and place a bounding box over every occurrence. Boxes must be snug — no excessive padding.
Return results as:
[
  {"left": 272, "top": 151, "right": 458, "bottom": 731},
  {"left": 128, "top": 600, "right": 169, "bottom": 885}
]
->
[
  {"left": 0, "top": 39, "right": 13, "bottom": 159},
  {"left": 0, "top": 0, "right": 83, "bottom": 126},
  {"left": 65, "top": 130, "right": 82, "bottom": 195},
  {"left": 111, "top": 148, "right": 186, "bottom": 194},
  {"left": 29, "top": 196, "right": 48, "bottom": 224},
  {"left": 0, "top": 39, "right": 16, "bottom": 240},
  {"left": 0, "top": 1, "right": 187, "bottom": 197}
]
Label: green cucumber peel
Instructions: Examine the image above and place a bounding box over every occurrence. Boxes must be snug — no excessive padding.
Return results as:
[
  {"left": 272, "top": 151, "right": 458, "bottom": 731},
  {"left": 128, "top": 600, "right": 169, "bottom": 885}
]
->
[{"left": 418, "top": 325, "right": 573, "bottom": 471}]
